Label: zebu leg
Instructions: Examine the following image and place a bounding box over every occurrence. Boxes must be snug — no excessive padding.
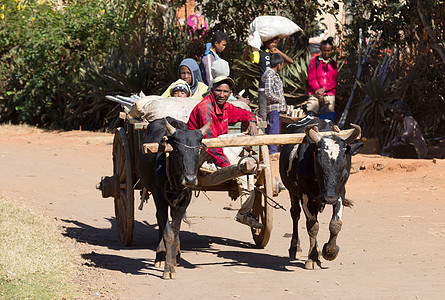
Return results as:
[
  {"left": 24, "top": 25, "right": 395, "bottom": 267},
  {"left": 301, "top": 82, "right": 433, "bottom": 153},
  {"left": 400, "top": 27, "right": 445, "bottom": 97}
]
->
[
  {"left": 289, "top": 193, "right": 302, "bottom": 259},
  {"left": 162, "top": 219, "right": 176, "bottom": 279},
  {"left": 170, "top": 193, "right": 192, "bottom": 265},
  {"left": 162, "top": 193, "right": 192, "bottom": 279},
  {"left": 322, "top": 197, "right": 343, "bottom": 261},
  {"left": 154, "top": 192, "right": 168, "bottom": 267},
  {"left": 302, "top": 195, "right": 321, "bottom": 269},
  {"left": 169, "top": 206, "right": 181, "bottom": 264}
]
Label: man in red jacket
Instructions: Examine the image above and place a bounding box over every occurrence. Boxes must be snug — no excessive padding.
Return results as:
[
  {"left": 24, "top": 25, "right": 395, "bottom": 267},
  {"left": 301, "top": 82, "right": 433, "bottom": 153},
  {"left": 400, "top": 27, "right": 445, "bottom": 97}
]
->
[{"left": 188, "top": 76, "right": 262, "bottom": 228}]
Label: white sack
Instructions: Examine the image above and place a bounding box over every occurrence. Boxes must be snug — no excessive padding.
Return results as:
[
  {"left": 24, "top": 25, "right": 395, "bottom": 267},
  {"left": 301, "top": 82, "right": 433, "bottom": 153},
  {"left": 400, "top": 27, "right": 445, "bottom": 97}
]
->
[
  {"left": 219, "top": 133, "right": 245, "bottom": 164},
  {"left": 248, "top": 15, "right": 302, "bottom": 48},
  {"left": 129, "top": 96, "right": 200, "bottom": 123},
  {"left": 228, "top": 99, "right": 252, "bottom": 112},
  {"left": 247, "top": 31, "right": 262, "bottom": 51},
  {"left": 128, "top": 95, "right": 162, "bottom": 119}
]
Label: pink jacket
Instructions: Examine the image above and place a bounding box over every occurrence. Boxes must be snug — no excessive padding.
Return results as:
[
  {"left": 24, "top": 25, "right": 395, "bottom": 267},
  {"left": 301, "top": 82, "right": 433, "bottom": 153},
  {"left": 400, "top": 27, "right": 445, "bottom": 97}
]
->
[
  {"left": 307, "top": 56, "right": 338, "bottom": 96},
  {"left": 188, "top": 93, "right": 257, "bottom": 167}
]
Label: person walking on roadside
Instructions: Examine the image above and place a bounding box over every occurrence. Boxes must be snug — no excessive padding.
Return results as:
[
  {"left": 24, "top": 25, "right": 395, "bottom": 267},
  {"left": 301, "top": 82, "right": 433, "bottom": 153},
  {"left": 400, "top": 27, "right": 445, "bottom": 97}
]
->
[
  {"left": 243, "top": 37, "right": 293, "bottom": 121},
  {"left": 261, "top": 53, "right": 286, "bottom": 160}
]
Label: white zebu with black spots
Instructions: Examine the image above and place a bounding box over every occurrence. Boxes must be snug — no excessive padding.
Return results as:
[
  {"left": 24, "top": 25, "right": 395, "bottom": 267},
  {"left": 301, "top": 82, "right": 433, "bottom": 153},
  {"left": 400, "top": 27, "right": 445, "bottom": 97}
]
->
[{"left": 279, "top": 117, "right": 362, "bottom": 269}]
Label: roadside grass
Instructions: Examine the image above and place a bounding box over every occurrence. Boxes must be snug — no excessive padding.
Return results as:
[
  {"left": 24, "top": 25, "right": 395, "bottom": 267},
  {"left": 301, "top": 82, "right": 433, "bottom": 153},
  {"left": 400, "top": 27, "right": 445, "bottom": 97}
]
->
[{"left": 0, "top": 196, "right": 84, "bottom": 299}]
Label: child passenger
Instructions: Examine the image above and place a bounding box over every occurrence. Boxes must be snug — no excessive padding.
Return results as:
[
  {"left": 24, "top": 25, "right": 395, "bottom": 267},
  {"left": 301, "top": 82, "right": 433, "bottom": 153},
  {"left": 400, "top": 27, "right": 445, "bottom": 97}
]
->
[{"left": 170, "top": 79, "right": 191, "bottom": 97}]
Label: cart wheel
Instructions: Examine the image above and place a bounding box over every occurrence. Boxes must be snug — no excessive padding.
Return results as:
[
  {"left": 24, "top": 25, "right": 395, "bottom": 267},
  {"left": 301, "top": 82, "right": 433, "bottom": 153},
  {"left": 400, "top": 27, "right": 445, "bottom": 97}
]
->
[
  {"left": 251, "top": 144, "right": 273, "bottom": 248},
  {"left": 113, "top": 127, "right": 134, "bottom": 246}
]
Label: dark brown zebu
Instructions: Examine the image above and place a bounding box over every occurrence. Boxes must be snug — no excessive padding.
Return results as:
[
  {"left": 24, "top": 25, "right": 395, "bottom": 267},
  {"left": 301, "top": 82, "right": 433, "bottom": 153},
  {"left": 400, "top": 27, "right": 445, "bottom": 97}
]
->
[{"left": 138, "top": 117, "right": 210, "bottom": 279}]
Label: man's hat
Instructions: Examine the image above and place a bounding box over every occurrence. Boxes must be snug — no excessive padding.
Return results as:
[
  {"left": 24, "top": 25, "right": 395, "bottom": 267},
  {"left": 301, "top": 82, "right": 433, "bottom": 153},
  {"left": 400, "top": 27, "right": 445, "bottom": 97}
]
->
[{"left": 212, "top": 76, "right": 235, "bottom": 90}]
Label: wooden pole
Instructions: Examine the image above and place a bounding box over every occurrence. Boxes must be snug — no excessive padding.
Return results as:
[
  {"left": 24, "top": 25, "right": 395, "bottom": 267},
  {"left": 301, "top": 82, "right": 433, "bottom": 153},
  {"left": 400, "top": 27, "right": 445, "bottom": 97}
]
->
[
  {"left": 198, "top": 160, "right": 257, "bottom": 187},
  {"left": 142, "top": 128, "right": 357, "bottom": 154}
]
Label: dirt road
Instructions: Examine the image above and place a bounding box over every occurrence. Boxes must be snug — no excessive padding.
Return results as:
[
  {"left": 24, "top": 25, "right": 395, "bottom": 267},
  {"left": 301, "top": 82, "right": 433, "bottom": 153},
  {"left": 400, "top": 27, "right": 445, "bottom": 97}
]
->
[{"left": 1, "top": 125, "right": 444, "bottom": 299}]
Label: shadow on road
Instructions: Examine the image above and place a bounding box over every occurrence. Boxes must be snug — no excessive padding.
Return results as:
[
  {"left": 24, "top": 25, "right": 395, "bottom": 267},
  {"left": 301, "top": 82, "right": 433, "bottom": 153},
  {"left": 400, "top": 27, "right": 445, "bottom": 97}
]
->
[{"left": 60, "top": 218, "right": 304, "bottom": 277}]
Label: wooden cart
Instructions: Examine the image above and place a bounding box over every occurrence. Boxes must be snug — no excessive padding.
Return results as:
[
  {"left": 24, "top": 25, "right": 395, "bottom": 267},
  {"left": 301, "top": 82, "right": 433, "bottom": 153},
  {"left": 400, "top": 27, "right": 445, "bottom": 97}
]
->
[
  {"left": 97, "top": 112, "right": 356, "bottom": 248},
  {"left": 97, "top": 111, "right": 283, "bottom": 248}
]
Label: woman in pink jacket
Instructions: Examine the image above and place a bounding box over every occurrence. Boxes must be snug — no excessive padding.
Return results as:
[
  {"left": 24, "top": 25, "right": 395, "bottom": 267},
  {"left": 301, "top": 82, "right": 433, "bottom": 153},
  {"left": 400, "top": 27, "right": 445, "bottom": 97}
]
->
[{"left": 306, "top": 37, "right": 338, "bottom": 118}]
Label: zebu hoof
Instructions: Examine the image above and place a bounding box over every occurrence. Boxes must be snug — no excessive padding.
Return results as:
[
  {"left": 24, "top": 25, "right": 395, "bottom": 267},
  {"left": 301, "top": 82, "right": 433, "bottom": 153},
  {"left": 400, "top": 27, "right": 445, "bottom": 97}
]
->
[
  {"left": 304, "top": 259, "right": 316, "bottom": 270},
  {"left": 162, "top": 271, "right": 176, "bottom": 280},
  {"left": 322, "top": 243, "right": 340, "bottom": 261},
  {"left": 154, "top": 261, "right": 165, "bottom": 268},
  {"left": 305, "top": 258, "right": 322, "bottom": 269},
  {"left": 289, "top": 246, "right": 303, "bottom": 260}
]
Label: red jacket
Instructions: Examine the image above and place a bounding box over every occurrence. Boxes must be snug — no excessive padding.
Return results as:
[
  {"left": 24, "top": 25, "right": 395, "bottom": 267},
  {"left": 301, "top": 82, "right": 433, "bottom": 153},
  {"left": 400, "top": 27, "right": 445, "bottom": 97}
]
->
[
  {"left": 307, "top": 56, "right": 338, "bottom": 96},
  {"left": 188, "top": 93, "right": 257, "bottom": 167}
]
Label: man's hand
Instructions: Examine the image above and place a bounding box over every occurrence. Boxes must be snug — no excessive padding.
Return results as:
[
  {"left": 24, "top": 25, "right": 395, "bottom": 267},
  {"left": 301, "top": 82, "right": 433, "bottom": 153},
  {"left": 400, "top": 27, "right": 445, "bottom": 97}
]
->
[
  {"left": 315, "top": 87, "right": 326, "bottom": 97},
  {"left": 270, "top": 47, "right": 294, "bottom": 64},
  {"left": 243, "top": 122, "right": 258, "bottom": 136},
  {"left": 269, "top": 47, "right": 281, "bottom": 54}
]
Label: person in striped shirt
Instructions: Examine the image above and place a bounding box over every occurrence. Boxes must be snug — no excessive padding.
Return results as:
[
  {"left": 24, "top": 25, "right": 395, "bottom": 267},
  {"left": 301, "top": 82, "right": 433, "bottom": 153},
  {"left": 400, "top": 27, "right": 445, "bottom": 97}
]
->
[{"left": 261, "top": 53, "right": 286, "bottom": 160}]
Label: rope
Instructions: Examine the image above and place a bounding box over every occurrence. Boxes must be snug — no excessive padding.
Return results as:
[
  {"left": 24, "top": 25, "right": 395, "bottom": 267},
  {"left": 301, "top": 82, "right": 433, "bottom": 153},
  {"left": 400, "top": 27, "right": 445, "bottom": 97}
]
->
[
  {"left": 253, "top": 185, "right": 286, "bottom": 211},
  {"left": 172, "top": 140, "right": 202, "bottom": 149},
  {"left": 235, "top": 176, "right": 286, "bottom": 211}
]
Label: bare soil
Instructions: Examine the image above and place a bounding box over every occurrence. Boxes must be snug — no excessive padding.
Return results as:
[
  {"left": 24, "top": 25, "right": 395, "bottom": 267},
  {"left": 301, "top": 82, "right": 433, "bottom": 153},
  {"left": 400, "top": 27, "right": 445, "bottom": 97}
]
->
[{"left": 1, "top": 125, "right": 444, "bottom": 299}]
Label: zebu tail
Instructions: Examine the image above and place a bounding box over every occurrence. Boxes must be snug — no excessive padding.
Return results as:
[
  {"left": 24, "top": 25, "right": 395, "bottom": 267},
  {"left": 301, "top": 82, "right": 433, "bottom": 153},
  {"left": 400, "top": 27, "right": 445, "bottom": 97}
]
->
[{"left": 344, "top": 198, "right": 353, "bottom": 207}]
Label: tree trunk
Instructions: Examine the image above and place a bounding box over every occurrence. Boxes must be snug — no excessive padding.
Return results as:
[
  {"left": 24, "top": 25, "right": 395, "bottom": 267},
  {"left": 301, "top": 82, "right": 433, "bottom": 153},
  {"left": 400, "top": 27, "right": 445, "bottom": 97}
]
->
[{"left": 416, "top": 0, "right": 445, "bottom": 66}]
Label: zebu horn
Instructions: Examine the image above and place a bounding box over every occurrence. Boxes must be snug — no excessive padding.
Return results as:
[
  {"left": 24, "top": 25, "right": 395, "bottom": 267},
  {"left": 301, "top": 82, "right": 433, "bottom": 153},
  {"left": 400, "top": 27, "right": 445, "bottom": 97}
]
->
[
  {"left": 343, "top": 123, "right": 361, "bottom": 144},
  {"left": 164, "top": 118, "right": 176, "bottom": 135},
  {"left": 305, "top": 124, "right": 322, "bottom": 143},
  {"left": 333, "top": 125, "right": 341, "bottom": 133},
  {"left": 199, "top": 120, "right": 211, "bottom": 136}
]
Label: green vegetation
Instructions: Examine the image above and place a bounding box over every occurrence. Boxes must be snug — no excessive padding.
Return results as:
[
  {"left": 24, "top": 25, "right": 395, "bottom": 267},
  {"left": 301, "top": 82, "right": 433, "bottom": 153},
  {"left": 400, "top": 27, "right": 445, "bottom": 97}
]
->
[
  {"left": 0, "top": 197, "right": 83, "bottom": 299},
  {"left": 0, "top": 0, "right": 444, "bottom": 141}
]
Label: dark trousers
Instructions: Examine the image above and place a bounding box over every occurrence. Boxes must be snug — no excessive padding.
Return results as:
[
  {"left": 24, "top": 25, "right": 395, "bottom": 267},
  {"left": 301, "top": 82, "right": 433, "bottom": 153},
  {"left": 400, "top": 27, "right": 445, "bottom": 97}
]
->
[
  {"left": 258, "top": 88, "right": 267, "bottom": 121},
  {"left": 393, "top": 144, "right": 418, "bottom": 159},
  {"left": 266, "top": 110, "right": 280, "bottom": 154}
]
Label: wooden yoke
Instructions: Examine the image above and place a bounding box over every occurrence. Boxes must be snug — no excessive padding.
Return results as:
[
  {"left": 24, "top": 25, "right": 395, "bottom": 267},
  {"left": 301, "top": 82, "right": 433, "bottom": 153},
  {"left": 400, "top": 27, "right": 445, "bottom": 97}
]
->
[{"left": 142, "top": 129, "right": 359, "bottom": 154}]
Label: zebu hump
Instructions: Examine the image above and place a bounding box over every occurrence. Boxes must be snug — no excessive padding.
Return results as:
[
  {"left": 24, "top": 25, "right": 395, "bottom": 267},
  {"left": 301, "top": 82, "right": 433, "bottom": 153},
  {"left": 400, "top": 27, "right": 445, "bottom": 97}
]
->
[{"left": 143, "top": 117, "right": 188, "bottom": 143}]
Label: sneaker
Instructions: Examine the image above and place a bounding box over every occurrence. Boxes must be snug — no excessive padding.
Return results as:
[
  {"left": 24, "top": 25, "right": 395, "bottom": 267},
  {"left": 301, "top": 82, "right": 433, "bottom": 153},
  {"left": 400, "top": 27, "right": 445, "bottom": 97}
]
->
[
  {"left": 200, "top": 161, "right": 217, "bottom": 173},
  {"left": 235, "top": 212, "right": 263, "bottom": 229}
]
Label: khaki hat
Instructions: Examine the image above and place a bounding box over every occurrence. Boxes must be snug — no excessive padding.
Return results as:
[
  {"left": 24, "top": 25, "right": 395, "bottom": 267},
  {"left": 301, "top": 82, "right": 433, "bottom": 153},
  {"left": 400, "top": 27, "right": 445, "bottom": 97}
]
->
[
  {"left": 212, "top": 76, "right": 235, "bottom": 90},
  {"left": 211, "top": 59, "right": 230, "bottom": 78}
]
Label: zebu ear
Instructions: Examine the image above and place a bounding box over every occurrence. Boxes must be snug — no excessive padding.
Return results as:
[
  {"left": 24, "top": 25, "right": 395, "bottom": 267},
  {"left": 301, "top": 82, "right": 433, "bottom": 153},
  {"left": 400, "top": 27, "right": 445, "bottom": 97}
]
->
[
  {"left": 346, "top": 142, "right": 364, "bottom": 156},
  {"left": 343, "top": 123, "right": 361, "bottom": 145},
  {"left": 199, "top": 119, "right": 211, "bottom": 136},
  {"left": 305, "top": 124, "right": 321, "bottom": 143},
  {"left": 164, "top": 118, "right": 176, "bottom": 135}
]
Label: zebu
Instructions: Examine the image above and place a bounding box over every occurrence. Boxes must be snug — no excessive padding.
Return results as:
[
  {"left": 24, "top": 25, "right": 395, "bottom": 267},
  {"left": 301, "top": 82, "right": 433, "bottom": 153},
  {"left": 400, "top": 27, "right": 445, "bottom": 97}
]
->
[
  {"left": 138, "top": 117, "right": 210, "bottom": 279},
  {"left": 279, "top": 117, "right": 362, "bottom": 269}
]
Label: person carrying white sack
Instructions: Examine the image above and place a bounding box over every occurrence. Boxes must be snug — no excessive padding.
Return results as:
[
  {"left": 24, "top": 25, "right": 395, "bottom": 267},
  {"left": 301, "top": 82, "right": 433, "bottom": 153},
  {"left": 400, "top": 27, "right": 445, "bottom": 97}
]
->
[{"left": 242, "top": 16, "right": 301, "bottom": 121}]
